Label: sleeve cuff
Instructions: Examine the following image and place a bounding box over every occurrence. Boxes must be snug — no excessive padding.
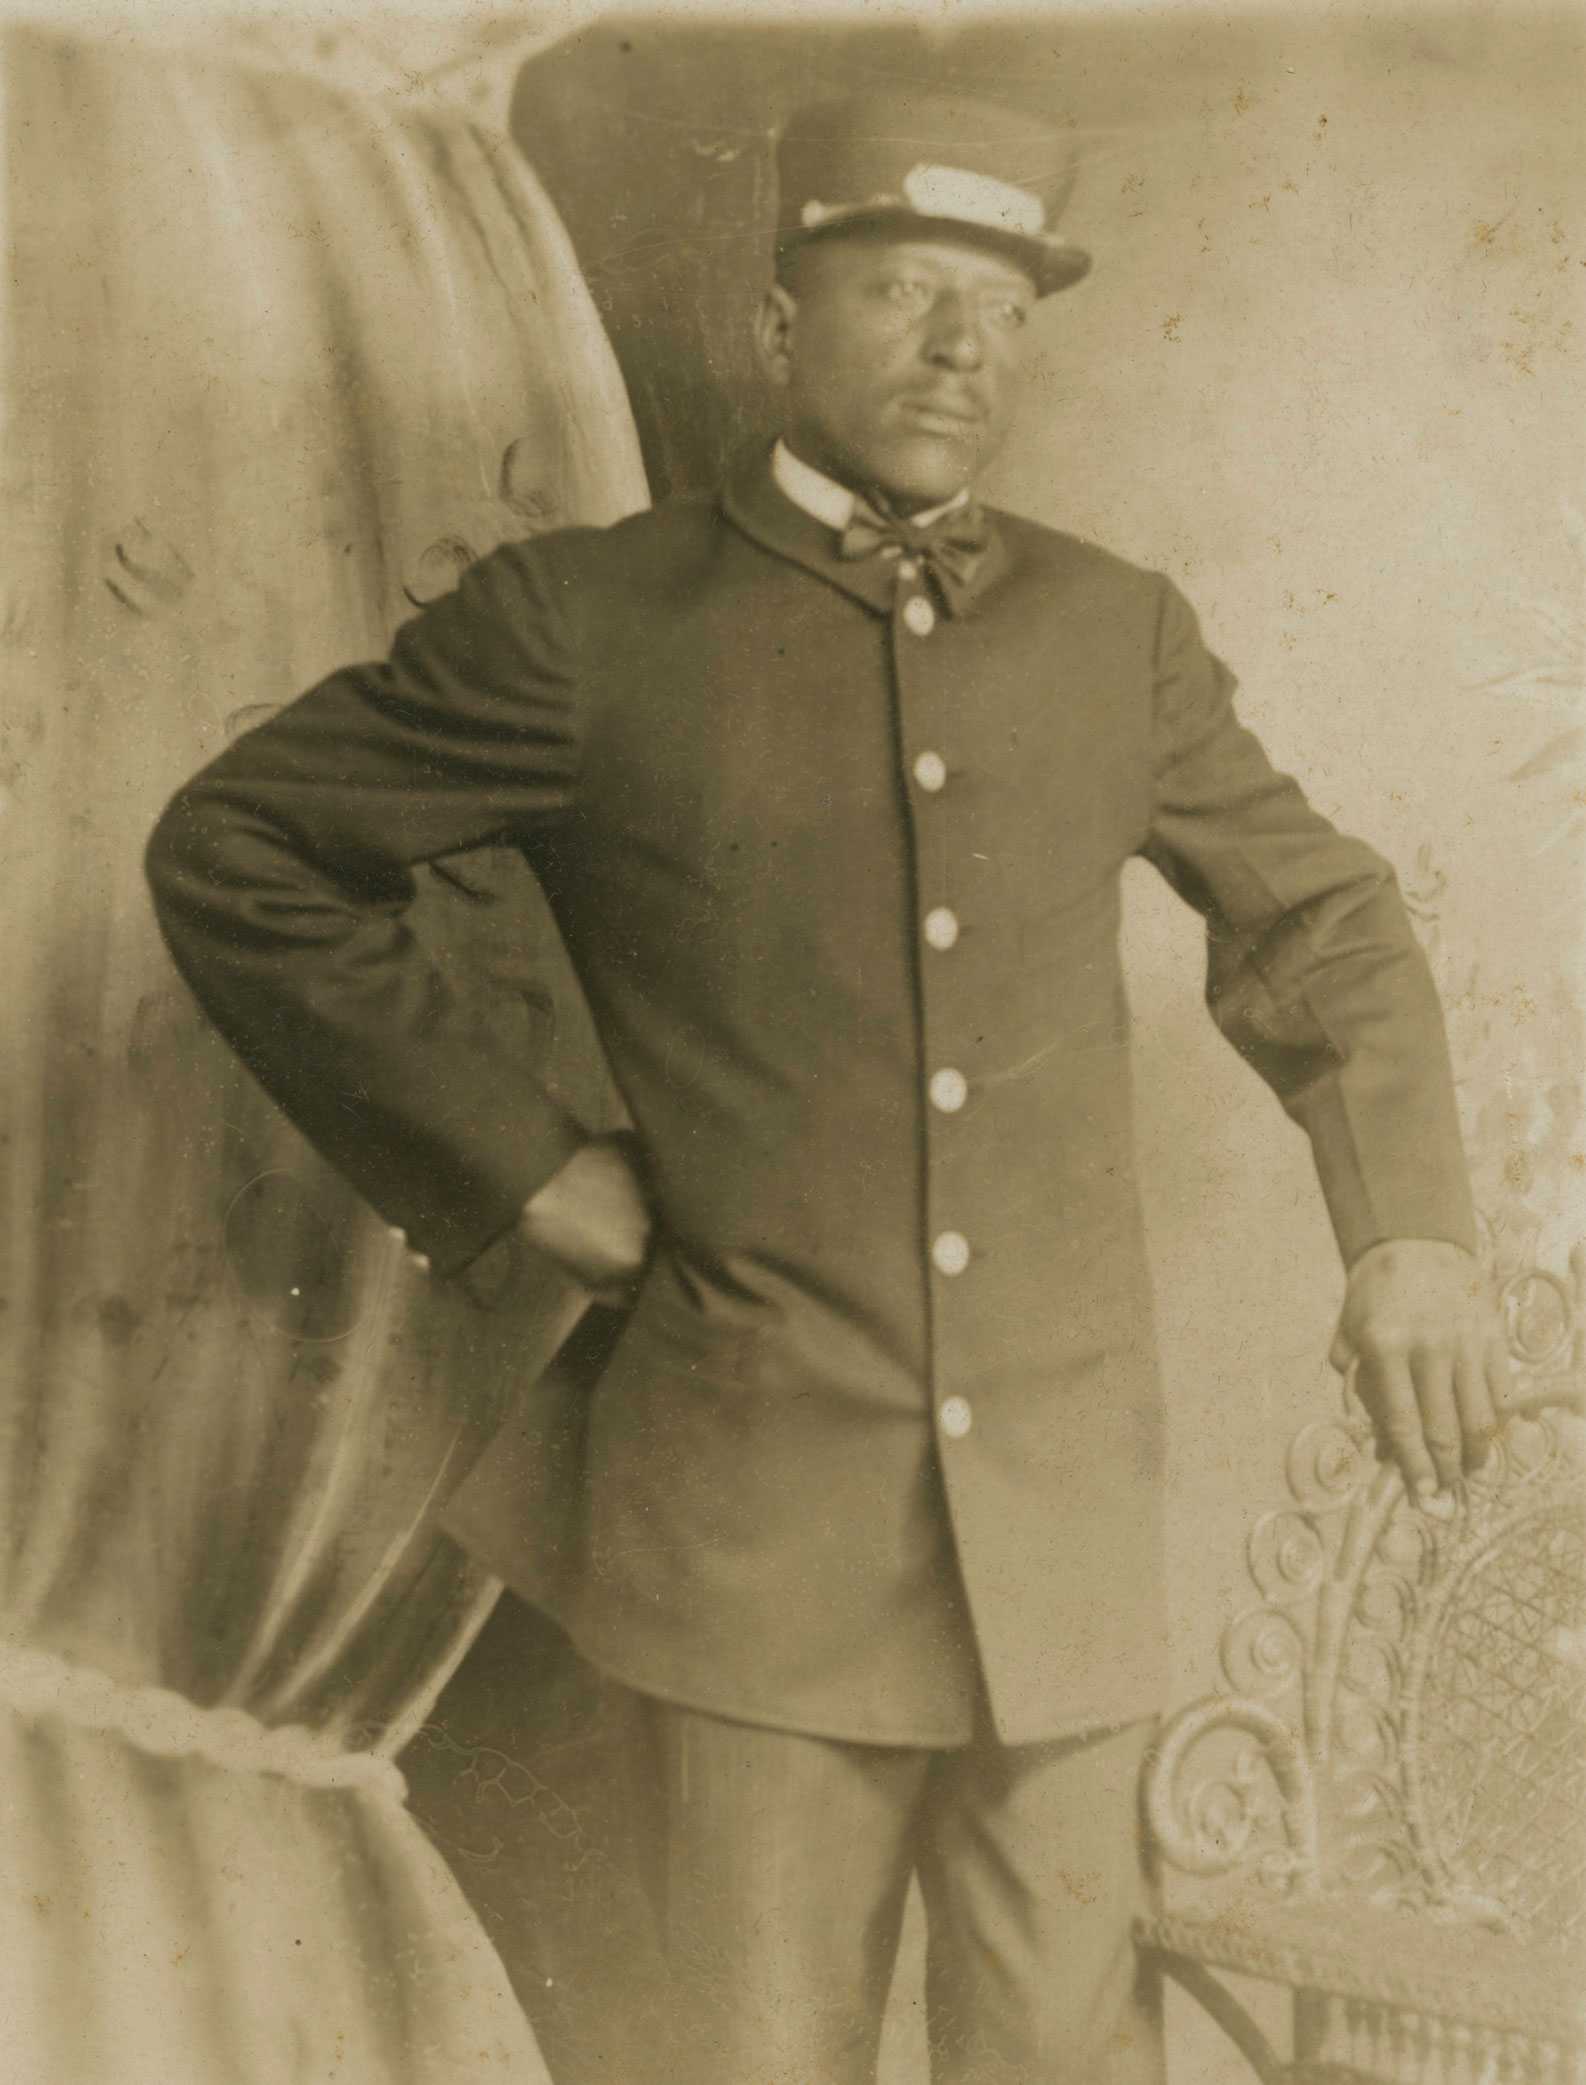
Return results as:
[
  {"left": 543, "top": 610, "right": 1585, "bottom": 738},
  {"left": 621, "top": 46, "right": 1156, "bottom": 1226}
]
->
[{"left": 394, "top": 1106, "right": 592, "bottom": 1280}]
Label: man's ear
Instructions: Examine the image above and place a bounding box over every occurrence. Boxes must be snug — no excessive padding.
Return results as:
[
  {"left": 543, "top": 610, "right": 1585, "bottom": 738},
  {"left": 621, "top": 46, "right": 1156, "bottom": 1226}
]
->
[{"left": 754, "top": 283, "right": 798, "bottom": 388}]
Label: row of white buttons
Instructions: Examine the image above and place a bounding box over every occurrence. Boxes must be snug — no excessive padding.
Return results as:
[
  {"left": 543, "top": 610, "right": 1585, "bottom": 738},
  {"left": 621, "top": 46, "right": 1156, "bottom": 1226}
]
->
[{"left": 898, "top": 571, "right": 976, "bottom": 1444}]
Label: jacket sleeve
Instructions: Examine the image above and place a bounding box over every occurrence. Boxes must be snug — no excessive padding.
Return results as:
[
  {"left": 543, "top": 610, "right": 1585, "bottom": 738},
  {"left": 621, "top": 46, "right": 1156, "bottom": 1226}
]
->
[
  {"left": 1138, "top": 575, "right": 1477, "bottom": 1266},
  {"left": 145, "top": 537, "right": 592, "bottom": 1276}
]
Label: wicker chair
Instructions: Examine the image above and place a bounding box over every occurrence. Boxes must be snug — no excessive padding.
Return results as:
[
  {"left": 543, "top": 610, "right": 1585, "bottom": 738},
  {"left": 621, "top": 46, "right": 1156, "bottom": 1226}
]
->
[{"left": 1138, "top": 1252, "right": 1586, "bottom": 2083}]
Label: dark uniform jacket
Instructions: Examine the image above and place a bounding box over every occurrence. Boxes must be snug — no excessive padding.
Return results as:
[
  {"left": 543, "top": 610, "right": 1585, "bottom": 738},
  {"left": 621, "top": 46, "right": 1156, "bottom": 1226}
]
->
[{"left": 146, "top": 446, "right": 1475, "bottom": 1747}]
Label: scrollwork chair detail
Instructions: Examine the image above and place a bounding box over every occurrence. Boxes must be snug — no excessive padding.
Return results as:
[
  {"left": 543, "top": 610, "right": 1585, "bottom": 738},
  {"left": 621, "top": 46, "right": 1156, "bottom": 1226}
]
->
[{"left": 1138, "top": 1251, "right": 1586, "bottom": 2083}]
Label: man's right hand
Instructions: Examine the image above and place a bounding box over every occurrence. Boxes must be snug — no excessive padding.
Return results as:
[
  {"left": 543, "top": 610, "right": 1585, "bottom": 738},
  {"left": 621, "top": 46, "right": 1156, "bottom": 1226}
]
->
[{"left": 520, "top": 1133, "right": 654, "bottom": 1302}]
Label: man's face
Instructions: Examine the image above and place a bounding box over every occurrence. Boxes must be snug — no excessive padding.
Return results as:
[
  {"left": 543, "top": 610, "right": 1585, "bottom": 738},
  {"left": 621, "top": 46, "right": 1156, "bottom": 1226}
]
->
[{"left": 756, "top": 231, "right": 1038, "bottom": 509}]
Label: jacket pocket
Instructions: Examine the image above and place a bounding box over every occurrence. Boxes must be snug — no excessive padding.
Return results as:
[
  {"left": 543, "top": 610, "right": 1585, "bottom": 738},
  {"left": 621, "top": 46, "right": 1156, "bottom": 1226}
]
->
[{"left": 608, "top": 1247, "right": 763, "bottom": 1389}]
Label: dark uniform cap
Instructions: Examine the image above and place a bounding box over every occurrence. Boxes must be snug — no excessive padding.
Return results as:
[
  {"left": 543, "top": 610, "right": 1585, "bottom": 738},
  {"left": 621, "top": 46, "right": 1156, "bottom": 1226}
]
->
[{"left": 774, "top": 90, "right": 1091, "bottom": 298}]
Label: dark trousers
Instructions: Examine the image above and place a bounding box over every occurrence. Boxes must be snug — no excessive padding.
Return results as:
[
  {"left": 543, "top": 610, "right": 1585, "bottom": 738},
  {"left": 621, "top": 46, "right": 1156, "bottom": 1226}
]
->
[
  {"left": 633, "top": 1693, "right": 1164, "bottom": 2085},
  {"left": 408, "top": 1592, "right": 1164, "bottom": 2085}
]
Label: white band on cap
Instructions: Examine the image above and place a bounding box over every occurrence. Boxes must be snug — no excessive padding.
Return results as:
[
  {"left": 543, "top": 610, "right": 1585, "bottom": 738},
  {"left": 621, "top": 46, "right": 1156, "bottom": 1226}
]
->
[
  {"left": 902, "top": 163, "right": 1046, "bottom": 236},
  {"left": 800, "top": 163, "right": 1047, "bottom": 243}
]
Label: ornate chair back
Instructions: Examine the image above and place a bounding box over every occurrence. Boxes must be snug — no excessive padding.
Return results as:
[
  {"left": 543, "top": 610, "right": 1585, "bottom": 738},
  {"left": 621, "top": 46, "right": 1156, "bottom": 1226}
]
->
[{"left": 1143, "top": 1253, "right": 1586, "bottom": 2082}]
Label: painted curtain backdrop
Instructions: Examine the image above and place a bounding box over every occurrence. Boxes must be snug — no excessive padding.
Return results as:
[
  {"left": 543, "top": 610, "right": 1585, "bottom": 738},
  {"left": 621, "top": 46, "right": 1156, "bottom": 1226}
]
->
[{"left": 0, "top": 25, "right": 645, "bottom": 2082}]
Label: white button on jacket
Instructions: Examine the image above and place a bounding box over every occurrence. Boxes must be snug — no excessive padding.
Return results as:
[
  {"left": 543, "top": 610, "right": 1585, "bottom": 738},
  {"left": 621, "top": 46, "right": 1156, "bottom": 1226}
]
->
[
  {"left": 923, "top": 906, "right": 959, "bottom": 951},
  {"left": 930, "top": 1068, "right": 968, "bottom": 1114},
  {"left": 932, "top": 1230, "right": 971, "bottom": 1276},
  {"left": 939, "top": 1396, "right": 973, "bottom": 1441}
]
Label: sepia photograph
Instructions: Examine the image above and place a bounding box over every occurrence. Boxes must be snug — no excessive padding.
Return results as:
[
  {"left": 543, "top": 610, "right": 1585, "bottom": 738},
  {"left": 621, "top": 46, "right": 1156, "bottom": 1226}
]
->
[{"left": 1, "top": 0, "right": 1582, "bottom": 2078}]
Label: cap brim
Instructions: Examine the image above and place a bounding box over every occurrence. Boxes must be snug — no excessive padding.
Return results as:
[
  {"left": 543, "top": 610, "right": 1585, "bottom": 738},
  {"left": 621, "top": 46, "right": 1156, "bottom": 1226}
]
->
[{"left": 778, "top": 207, "right": 1091, "bottom": 298}]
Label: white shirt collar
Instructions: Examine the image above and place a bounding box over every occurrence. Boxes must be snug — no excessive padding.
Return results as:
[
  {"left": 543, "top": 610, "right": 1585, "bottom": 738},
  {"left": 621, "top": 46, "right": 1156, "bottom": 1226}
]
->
[{"left": 771, "top": 439, "right": 970, "bottom": 533}]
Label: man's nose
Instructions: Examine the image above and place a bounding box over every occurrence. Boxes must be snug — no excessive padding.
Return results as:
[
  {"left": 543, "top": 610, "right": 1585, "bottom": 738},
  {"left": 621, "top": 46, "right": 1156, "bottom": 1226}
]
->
[{"left": 922, "top": 294, "right": 985, "bottom": 372}]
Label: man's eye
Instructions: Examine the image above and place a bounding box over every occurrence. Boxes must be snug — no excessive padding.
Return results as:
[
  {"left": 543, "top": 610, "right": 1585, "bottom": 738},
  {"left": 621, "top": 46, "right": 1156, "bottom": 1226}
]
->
[
  {"left": 880, "top": 277, "right": 933, "bottom": 310},
  {"left": 986, "top": 297, "right": 1031, "bottom": 331}
]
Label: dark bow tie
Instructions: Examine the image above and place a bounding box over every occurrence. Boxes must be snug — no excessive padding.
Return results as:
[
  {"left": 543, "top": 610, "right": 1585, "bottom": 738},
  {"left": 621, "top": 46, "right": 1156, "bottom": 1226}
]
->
[{"left": 838, "top": 490, "right": 991, "bottom": 614}]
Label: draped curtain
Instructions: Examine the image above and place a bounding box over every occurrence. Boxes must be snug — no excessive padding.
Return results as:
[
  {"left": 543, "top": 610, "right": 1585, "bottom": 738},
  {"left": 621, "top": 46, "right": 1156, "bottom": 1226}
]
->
[{"left": 0, "top": 27, "right": 646, "bottom": 2080}]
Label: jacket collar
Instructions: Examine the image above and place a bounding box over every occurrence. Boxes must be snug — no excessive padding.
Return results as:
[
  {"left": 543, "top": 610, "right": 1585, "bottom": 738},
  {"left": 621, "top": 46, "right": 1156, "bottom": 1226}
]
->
[
  {"left": 721, "top": 440, "right": 1007, "bottom": 618},
  {"left": 770, "top": 438, "right": 971, "bottom": 534}
]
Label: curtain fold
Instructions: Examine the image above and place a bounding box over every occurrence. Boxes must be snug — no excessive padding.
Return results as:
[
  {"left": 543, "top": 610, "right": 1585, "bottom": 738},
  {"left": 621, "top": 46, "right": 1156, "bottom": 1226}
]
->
[{"left": 0, "top": 25, "right": 647, "bottom": 2080}]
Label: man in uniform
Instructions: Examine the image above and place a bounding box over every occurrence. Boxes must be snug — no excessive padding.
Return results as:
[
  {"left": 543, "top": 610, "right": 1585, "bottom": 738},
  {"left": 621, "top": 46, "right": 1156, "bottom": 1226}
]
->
[{"left": 147, "top": 92, "right": 1509, "bottom": 2085}]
